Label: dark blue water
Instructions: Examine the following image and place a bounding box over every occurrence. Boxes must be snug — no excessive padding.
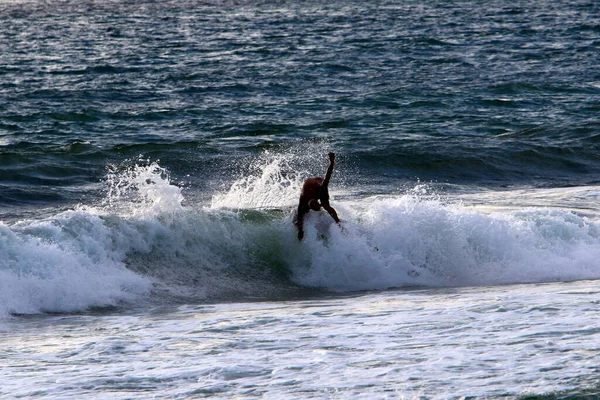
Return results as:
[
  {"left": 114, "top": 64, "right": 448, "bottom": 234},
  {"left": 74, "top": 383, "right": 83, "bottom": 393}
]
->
[{"left": 2, "top": 0, "right": 600, "bottom": 214}]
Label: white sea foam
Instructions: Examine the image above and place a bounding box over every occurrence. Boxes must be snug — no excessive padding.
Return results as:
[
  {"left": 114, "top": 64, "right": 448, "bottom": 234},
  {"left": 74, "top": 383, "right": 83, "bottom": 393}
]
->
[
  {"left": 288, "top": 194, "right": 600, "bottom": 290},
  {"left": 4, "top": 281, "right": 598, "bottom": 398},
  {"left": 0, "top": 160, "right": 184, "bottom": 316},
  {"left": 0, "top": 213, "right": 152, "bottom": 316},
  {"left": 4, "top": 158, "right": 600, "bottom": 316}
]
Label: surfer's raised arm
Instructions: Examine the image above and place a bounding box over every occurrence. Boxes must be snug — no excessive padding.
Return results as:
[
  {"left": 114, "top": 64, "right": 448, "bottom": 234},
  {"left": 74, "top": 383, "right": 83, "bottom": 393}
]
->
[
  {"left": 295, "top": 152, "right": 341, "bottom": 241},
  {"left": 323, "top": 152, "right": 335, "bottom": 188}
]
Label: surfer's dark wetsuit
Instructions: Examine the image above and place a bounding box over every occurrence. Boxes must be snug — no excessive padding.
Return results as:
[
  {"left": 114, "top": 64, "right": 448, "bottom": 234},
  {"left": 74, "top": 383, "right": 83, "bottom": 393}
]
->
[{"left": 295, "top": 152, "right": 341, "bottom": 240}]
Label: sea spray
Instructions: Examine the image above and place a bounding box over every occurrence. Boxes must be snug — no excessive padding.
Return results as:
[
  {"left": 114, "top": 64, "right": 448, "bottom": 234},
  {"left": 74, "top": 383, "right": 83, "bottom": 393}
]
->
[
  {"left": 100, "top": 160, "right": 301, "bottom": 301},
  {"left": 210, "top": 143, "right": 348, "bottom": 210},
  {"left": 103, "top": 159, "right": 185, "bottom": 217},
  {"left": 211, "top": 155, "right": 304, "bottom": 210}
]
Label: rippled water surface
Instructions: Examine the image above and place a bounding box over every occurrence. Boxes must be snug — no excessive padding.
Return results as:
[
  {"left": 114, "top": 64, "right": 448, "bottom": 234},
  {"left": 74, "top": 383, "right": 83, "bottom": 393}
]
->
[
  {"left": 2, "top": 0, "right": 600, "bottom": 398},
  {"left": 2, "top": 0, "right": 600, "bottom": 209}
]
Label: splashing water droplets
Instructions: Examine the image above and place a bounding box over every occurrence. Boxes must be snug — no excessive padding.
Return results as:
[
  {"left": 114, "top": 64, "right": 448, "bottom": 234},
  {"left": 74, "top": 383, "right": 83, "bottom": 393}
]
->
[
  {"left": 211, "top": 154, "right": 306, "bottom": 210},
  {"left": 103, "top": 159, "right": 185, "bottom": 217}
]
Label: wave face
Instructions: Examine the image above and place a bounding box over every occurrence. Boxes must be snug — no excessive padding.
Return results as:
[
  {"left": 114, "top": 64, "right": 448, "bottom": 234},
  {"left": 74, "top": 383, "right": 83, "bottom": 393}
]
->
[{"left": 4, "top": 158, "right": 600, "bottom": 316}]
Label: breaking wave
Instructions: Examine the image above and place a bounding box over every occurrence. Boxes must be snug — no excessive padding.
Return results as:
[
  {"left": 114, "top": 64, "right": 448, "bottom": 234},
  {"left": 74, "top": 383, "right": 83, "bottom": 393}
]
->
[{"left": 3, "top": 155, "right": 600, "bottom": 316}]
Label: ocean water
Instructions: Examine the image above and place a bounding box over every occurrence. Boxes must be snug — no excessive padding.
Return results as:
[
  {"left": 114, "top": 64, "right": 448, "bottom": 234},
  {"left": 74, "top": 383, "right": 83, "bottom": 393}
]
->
[{"left": 1, "top": 0, "right": 600, "bottom": 398}]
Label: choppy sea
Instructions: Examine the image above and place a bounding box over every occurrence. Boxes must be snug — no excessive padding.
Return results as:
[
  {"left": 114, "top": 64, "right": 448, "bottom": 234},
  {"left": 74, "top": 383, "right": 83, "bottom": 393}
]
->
[{"left": 2, "top": 0, "right": 600, "bottom": 398}]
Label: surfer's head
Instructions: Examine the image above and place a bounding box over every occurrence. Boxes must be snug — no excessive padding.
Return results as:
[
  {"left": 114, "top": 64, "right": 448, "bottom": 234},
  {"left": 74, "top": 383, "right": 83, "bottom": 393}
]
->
[{"left": 308, "top": 199, "right": 321, "bottom": 211}]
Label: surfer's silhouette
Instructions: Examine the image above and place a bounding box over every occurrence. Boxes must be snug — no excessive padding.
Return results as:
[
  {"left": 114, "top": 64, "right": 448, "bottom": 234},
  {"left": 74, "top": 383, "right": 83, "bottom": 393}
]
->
[{"left": 295, "top": 152, "right": 340, "bottom": 240}]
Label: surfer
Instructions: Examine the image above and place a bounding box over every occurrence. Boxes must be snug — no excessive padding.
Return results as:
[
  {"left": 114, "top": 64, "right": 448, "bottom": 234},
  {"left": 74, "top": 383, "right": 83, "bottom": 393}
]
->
[{"left": 295, "top": 152, "right": 341, "bottom": 240}]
